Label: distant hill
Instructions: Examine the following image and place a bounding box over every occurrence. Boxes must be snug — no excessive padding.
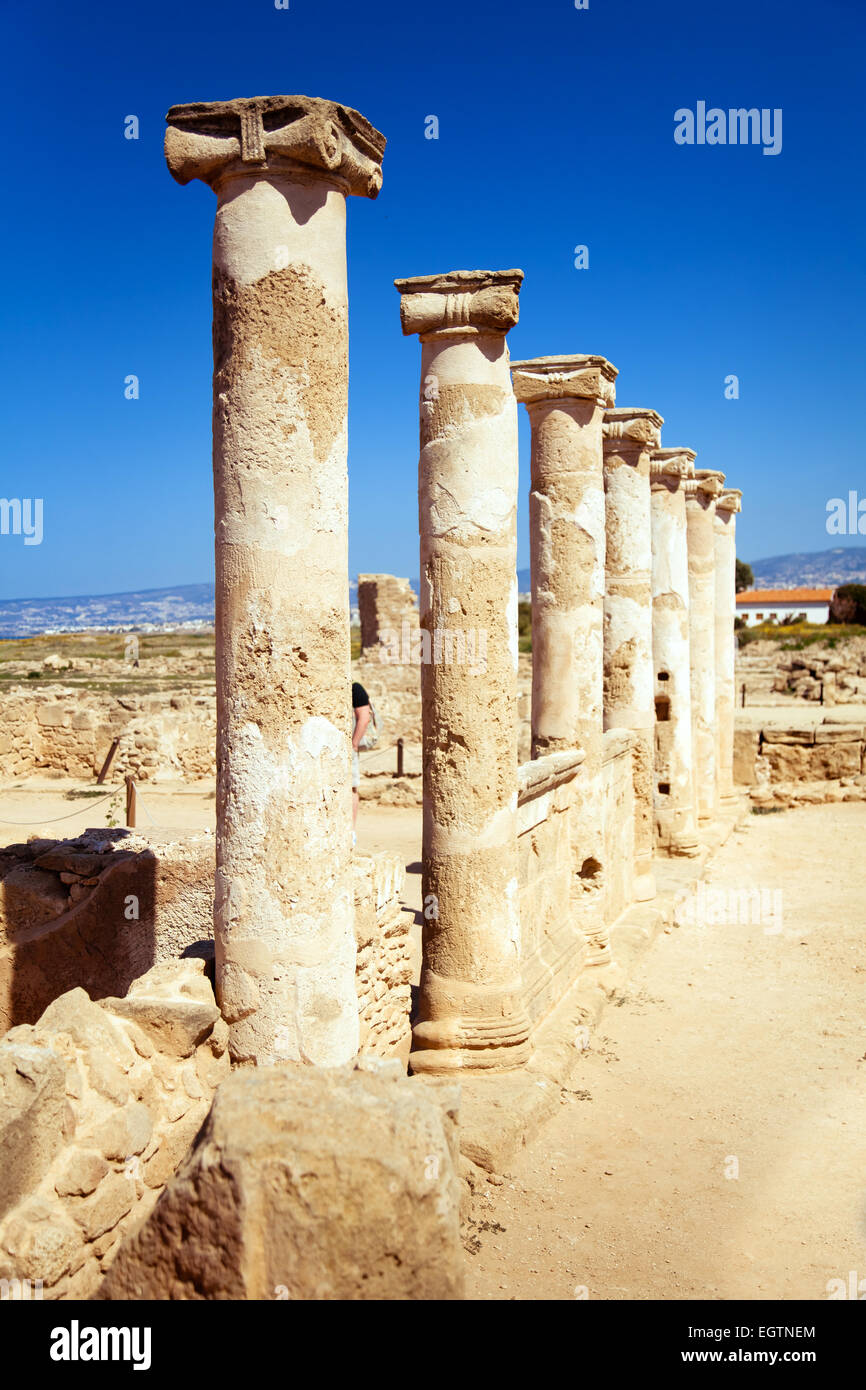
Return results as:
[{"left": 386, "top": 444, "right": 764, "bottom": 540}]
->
[
  {"left": 748, "top": 547, "right": 866, "bottom": 589},
  {"left": 0, "top": 584, "right": 216, "bottom": 640},
  {"left": 4, "top": 552, "right": 863, "bottom": 639}
]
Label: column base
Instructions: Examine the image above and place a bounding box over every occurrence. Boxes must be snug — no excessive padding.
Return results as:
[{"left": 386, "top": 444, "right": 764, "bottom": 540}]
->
[
  {"left": 670, "top": 831, "right": 701, "bottom": 857},
  {"left": 409, "top": 972, "right": 532, "bottom": 1074},
  {"left": 582, "top": 924, "right": 612, "bottom": 968}
]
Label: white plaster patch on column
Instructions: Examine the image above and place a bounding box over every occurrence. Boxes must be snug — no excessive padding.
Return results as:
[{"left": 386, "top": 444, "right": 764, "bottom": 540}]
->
[{"left": 213, "top": 175, "right": 350, "bottom": 303}]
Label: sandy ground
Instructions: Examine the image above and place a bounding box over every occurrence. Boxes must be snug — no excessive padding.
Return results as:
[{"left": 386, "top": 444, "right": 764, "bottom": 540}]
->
[
  {"left": 0, "top": 775, "right": 421, "bottom": 848},
  {"left": 4, "top": 775, "right": 863, "bottom": 1302},
  {"left": 465, "top": 801, "right": 866, "bottom": 1300},
  {"left": 737, "top": 700, "right": 866, "bottom": 730},
  {"left": 0, "top": 775, "right": 217, "bottom": 845}
]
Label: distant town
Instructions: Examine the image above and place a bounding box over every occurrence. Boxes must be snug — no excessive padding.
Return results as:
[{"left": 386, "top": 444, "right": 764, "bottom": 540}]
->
[{"left": 1, "top": 548, "right": 865, "bottom": 641}]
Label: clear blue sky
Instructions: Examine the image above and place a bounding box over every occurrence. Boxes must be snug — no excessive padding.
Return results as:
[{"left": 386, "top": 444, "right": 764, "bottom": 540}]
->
[{"left": 1, "top": 0, "right": 864, "bottom": 600}]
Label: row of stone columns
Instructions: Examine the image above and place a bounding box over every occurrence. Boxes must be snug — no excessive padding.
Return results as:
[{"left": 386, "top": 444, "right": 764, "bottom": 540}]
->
[{"left": 166, "top": 90, "right": 742, "bottom": 1075}]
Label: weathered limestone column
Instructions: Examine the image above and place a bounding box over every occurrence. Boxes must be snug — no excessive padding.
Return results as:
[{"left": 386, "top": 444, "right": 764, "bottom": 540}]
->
[
  {"left": 649, "top": 449, "right": 699, "bottom": 856},
  {"left": 714, "top": 488, "right": 742, "bottom": 808},
  {"left": 602, "top": 408, "right": 663, "bottom": 903},
  {"left": 684, "top": 468, "right": 726, "bottom": 825},
  {"left": 511, "top": 355, "right": 618, "bottom": 964},
  {"left": 395, "top": 269, "right": 530, "bottom": 1073},
  {"left": 165, "top": 96, "right": 386, "bottom": 1066}
]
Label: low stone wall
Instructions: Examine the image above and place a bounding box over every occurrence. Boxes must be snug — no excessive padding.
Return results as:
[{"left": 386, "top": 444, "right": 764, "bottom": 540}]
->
[
  {"left": 0, "top": 688, "right": 216, "bottom": 782},
  {"left": 734, "top": 722, "right": 866, "bottom": 807},
  {"left": 515, "top": 739, "right": 638, "bottom": 1033},
  {"left": 353, "top": 854, "right": 414, "bottom": 1063},
  {"left": 1, "top": 831, "right": 413, "bottom": 1062},
  {"left": 735, "top": 724, "right": 866, "bottom": 785},
  {"left": 769, "top": 644, "right": 866, "bottom": 704},
  {"left": 0, "top": 830, "right": 213, "bottom": 1033},
  {"left": 0, "top": 645, "right": 530, "bottom": 785},
  {"left": 0, "top": 959, "right": 228, "bottom": 1300},
  {"left": 602, "top": 729, "right": 636, "bottom": 924},
  {"left": 517, "top": 753, "right": 584, "bottom": 1028}
]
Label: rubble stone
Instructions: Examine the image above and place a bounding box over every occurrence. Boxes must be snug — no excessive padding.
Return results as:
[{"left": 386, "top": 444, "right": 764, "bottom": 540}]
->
[{"left": 99, "top": 1065, "right": 463, "bottom": 1300}]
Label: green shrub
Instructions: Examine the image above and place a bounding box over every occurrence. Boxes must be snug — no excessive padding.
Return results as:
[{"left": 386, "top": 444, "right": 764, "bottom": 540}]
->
[{"left": 830, "top": 584, "right": 866, "bottom": 624}]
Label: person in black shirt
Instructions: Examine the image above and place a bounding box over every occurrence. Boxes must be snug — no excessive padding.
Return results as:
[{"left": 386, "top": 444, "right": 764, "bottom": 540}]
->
[{"left": 351, "top": 681, "right": 371, "bottom": 831}]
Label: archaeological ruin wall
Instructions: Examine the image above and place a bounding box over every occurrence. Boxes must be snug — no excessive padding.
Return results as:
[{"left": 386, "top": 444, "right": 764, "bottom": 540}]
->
[
  {"left": 0, "top": 959, "right": 228, "bottom": 1299},
  {"left": 358, "top": 574, "right": 420, "bottom": 656},
  {"left": 1, "top": 689, "right": 216, "bottom": 783},
  {"left": 0, "top": 833, "right": 413, "bottom": 1061}
]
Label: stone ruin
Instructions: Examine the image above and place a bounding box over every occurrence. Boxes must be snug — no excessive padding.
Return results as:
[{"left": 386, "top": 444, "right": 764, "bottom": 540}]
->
[
  {"left": 734, "top": 721, "right": 866, "bottom": 808},
  {"left": 0, "top": 688, "right": 215, "bottom": 783},
  {"left": 358, "top": 574, "right": 419, "bottom": 657},
  {"left": 0, "top": 960, "right": 228, "bottom": 1300},
  {"left": 0, "top": 91, "right": 750, "bottom": 1300}
]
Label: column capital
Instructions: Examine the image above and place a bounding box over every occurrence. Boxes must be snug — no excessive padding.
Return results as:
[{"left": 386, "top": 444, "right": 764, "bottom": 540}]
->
[
  {"left": 511, "top": 354, "right": 617, "bottom": 409},
  {"left": 603, "top": 407, "right": 663, "bottom": 448},
  {"left": 716, "top": 487, "right": 742, "bottom": 514},
  {"left": 395, "top": 269, "right": 523, "bottom": 340},
  {"left": 650, "top": 447, "right": 696, "bottom": 482},
  {"left": 684, "top": 467, "right": 726, "bottom": 500},
  {"left": 165, "top": 94, "right": 386, "bottom": 198}
]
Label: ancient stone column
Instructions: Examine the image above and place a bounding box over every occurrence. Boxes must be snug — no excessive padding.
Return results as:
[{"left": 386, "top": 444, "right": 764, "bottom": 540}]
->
[
  {"left": 511, "top": 355, "right": 618, "bottom": 963},
  {"left": 649, "top": 448, "right": 699, "bottom": 856},
  {"left": 165, "top": 95, "right": 386, "bottom": 1066},
  {"left": 684, "top": 468, "right": 726, "bottom": 825},
  {"left": 395, "top": 269, "right": 530, "bottom": 1073},
  {"left": 602, "top": 408, "right": 663, "bottom": 903},
  {"left": 714, "top": 488, "right": 742, "bottom": 808}
]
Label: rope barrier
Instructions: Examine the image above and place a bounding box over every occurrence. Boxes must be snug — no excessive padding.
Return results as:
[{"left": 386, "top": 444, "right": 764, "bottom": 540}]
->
[
  {"left": 133, "top": 785, "right": 159, "bottom": 828},
  {"left": 0, "top": 782, "right": 203, "bottom": 836},
  {"left": 0, "top": 749, "right": 416, "bottom": 832},
  {"left": 124, "top": 781, "right": 210, "bottom": 835},
  {"left": 0, "top": 787, "right": 121, "bottom": 827}
]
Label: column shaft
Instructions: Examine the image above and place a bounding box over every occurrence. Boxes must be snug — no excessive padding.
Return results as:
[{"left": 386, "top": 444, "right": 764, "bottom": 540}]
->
[
  {"left": 685, "top": 469, "right": 725, "bottom": 824},
  {"left": 650, "top": 451, "right": 699, "bottom": 855},
  {"left": 512, "top": 355, "right": 617, "bottom": 963},
  {"left": 714, "top": 489, "right": 742, "bottom": 805},
  {"left": 166, "top": 95, "right": 385, "bottom": 1065},
  {"left": 603, "top": 409, "right": 663, "bottom": 902},
  {"left": 396, "top": 270, "right": 530, "bottom": 1073}
]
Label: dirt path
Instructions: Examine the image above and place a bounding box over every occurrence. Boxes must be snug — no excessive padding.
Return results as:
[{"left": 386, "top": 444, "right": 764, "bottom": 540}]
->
[{"left": 466, "top": 802, "right": 866, "bottom": 1300}]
